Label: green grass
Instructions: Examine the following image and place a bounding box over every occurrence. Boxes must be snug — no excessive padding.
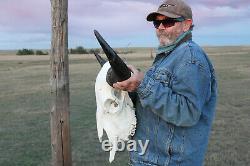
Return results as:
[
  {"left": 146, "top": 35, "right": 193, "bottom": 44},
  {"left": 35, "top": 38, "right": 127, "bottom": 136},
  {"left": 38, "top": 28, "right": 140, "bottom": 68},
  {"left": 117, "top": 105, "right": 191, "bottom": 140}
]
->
[{"left": 0, "top": 46, "right": 250, "bottom": 166}]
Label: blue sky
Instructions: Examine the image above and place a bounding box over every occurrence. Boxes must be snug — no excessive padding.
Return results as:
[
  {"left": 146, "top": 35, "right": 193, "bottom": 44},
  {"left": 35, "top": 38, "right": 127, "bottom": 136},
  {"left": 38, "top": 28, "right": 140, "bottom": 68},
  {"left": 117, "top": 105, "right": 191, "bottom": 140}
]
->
[{"left": 0, "top": 0, "right": 250, "bottom": 49}]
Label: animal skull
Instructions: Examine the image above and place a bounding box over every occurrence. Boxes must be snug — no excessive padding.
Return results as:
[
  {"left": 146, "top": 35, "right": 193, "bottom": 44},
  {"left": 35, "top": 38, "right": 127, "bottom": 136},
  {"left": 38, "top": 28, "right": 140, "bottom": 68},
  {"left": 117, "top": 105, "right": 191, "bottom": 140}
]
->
[{"left": 95, "top": 62, "right": 136, "bottom": 162}]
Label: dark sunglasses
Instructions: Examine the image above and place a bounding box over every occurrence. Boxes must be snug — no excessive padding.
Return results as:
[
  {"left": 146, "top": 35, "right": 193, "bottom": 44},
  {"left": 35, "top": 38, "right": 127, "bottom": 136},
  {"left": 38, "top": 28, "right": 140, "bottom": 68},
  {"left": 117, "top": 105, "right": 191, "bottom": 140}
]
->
[{"left": 153, "top": 17, "right": 185, "bottom": 29}]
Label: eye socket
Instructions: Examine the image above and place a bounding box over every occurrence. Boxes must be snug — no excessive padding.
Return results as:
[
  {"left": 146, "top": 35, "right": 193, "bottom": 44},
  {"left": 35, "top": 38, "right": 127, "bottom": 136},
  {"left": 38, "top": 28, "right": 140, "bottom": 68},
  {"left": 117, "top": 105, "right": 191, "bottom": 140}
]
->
[
  {"left": 104, "top": 99, "right": 120, "bottom": 113},
  {"left": 111, "top": 100, "right": 118, "bottom": 108},
  {"left": 113, "top": 89, "right": 122, "bottom": 99}
]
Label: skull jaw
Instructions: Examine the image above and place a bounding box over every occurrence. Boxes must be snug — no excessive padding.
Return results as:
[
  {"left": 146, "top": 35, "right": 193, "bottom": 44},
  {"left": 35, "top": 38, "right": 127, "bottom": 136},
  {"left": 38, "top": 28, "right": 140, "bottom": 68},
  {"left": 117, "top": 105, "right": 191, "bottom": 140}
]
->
[{"left": 97, "top": 103, "right": 136, "bottom": 163}]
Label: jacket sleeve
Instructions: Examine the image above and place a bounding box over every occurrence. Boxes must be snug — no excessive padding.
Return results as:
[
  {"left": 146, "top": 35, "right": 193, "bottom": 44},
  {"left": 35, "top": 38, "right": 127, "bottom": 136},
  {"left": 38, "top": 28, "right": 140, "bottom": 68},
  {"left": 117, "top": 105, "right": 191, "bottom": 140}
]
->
[{"left": 137, "top": 62, "right": 210, "bottom": 127}]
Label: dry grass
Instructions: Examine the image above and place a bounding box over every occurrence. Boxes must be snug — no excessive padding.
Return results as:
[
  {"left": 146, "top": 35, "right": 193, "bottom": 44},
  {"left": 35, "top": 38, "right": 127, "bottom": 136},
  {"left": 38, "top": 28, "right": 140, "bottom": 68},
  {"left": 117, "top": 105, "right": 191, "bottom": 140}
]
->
[{"left": 0, "top": 46, "right": 250, "bottom": 166}]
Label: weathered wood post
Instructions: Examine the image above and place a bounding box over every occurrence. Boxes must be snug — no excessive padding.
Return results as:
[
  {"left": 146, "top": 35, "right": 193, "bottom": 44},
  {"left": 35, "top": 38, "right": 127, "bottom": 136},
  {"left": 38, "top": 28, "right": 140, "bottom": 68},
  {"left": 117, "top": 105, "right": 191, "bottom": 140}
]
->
[{"left": 50, "top": 0, "right": 72, "bottom": 165}]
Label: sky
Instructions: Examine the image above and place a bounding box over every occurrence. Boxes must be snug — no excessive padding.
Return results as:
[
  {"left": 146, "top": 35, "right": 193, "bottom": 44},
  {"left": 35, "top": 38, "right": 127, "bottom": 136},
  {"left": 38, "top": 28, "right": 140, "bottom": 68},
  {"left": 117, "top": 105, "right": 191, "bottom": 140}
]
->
[{"left": 0, "top": 0, "right": 250, "bottom": 50}]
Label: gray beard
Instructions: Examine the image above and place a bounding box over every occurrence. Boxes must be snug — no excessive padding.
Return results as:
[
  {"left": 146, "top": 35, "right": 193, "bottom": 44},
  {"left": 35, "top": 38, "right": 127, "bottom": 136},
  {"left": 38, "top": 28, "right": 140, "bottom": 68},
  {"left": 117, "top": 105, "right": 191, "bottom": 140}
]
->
[{"left": 157, "top": 30, "right": 179, "bottom": 46}]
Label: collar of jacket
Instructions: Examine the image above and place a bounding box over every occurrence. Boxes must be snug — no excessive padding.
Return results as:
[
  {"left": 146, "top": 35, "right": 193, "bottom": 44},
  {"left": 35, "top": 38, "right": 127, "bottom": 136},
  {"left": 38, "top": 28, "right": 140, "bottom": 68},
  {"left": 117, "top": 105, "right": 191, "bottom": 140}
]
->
[{"left": 156, "top": 30, "right": 192, "bottom": 55}]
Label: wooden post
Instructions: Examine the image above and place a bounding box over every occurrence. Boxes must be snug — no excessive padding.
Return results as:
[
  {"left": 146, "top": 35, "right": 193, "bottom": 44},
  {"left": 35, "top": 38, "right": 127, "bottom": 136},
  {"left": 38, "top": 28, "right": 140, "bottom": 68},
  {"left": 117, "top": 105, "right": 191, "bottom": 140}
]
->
[{"left": 50, "top": 0, "right": 72, "bottom": 166}]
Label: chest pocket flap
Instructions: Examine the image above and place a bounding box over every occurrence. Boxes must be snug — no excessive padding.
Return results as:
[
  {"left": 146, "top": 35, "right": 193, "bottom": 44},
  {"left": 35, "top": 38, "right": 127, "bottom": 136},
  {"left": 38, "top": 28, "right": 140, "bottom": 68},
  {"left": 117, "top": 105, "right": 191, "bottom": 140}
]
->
[{"left": 154, "top": 68, "right": 174, "bottom": 87}]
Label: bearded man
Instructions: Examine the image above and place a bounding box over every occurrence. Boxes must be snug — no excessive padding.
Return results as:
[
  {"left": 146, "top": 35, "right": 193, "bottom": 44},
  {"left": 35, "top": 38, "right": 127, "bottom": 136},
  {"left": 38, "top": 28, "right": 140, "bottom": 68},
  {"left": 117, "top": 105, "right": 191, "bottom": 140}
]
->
[{"left": 113, "top": 0, "right": 217, "bottom": 165}]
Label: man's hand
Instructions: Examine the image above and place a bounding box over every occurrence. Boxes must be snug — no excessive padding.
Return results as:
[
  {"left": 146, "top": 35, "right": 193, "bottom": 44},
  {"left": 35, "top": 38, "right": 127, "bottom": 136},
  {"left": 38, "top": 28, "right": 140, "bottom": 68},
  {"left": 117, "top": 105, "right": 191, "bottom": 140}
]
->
[{"left": 113, "top": 65, "right": 144, "bottom": 92}]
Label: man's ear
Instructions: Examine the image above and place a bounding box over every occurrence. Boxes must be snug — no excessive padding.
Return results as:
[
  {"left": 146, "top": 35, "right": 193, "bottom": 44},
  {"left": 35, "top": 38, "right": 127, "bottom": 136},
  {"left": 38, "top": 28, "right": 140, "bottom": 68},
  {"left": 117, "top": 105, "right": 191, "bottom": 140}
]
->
[{"left": 183, "top": 19, "right": 193, "bottom": 31}]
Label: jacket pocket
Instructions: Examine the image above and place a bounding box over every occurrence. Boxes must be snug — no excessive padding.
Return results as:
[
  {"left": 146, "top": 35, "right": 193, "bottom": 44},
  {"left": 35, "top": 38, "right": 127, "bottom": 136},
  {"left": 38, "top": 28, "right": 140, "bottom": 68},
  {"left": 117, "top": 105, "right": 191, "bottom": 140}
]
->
[{"left": 154, "top": 68, "right": 173, "bottom": 87}]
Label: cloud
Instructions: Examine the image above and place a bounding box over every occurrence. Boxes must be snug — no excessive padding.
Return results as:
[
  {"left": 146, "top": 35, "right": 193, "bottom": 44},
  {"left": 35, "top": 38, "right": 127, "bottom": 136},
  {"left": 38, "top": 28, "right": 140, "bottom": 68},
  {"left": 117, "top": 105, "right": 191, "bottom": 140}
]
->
[
  {"left": 0, "top": 0, "right": 50, "bottom": 33},
  {"left": 192, "top": 4, "right": 250, "bottom": 27},
  {"left": 67, "top": 0, "right": 158, "bottom": 47},
  {"left": 0, "top": 0, "right": 249, "bottom": 49},
  {"left": 187, "top": 0, "right": 250, "bottom": 9},
  {"left": 69, "top": 1, "right": 156, "bottom": 36}
]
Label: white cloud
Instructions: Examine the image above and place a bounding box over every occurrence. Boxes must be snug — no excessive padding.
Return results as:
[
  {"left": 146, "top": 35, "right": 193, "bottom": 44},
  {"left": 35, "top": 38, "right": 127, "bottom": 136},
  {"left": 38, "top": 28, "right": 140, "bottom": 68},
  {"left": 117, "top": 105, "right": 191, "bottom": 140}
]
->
[
  {"left": 69, "top": 0, "right": 157, "bottom": 36},
  {"left": 0, "top": 0, "right": 250, "bottom": 49}
]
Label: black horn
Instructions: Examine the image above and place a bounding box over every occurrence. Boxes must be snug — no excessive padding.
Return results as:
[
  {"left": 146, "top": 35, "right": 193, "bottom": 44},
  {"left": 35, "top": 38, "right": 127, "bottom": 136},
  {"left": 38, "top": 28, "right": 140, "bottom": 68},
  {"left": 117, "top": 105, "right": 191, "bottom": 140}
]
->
[
  {"left": 94, "top": 52, "right": 106, "bottom": 67},
  {"left": 94, "top": 30, "right": 131, "bottom": 86}
]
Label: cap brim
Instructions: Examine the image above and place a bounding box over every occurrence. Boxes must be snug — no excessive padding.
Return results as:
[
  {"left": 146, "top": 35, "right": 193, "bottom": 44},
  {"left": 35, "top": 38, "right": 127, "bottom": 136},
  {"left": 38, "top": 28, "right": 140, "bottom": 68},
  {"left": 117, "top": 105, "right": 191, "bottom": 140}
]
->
[{"left": 146, "top": 11, "right": 181, "bottom": 21}]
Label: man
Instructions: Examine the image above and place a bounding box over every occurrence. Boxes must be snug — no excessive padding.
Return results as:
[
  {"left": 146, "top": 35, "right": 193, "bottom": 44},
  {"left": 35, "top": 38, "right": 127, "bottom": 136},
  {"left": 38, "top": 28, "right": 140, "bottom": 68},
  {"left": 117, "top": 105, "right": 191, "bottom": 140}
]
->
[{"left": 113, "top": 0, "right": 217, "bottom": 165}]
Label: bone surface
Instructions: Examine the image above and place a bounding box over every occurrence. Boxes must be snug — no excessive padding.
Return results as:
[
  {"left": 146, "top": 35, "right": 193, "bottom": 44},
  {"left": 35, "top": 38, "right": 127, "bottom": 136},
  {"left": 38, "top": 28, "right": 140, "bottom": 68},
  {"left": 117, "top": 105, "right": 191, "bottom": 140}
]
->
[{"left": 95, "top": 62, "right": 137, "bottom": 162}]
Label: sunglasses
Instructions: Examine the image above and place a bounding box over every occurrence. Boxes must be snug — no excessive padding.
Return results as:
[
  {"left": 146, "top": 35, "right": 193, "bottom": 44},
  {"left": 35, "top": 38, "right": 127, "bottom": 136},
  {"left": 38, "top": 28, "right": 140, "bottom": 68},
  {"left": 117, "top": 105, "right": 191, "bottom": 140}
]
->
[{"left": 153, "top": 17, "right": 185, "bottom": 29}]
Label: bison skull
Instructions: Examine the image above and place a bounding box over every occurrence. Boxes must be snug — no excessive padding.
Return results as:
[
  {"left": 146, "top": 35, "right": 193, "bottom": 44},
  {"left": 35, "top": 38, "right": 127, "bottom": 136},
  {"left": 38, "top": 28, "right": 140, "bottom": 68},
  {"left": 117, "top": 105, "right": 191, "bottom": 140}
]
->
[{"left": 95, "top": 62, "right": 136, "bottom": 162}]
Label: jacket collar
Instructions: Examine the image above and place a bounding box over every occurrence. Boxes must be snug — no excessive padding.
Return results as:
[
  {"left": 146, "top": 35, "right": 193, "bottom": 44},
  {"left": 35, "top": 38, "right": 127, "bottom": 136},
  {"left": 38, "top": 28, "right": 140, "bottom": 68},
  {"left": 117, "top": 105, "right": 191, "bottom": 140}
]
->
[{"left": 156, "top": 30, "right": 192, "bottom": 55}]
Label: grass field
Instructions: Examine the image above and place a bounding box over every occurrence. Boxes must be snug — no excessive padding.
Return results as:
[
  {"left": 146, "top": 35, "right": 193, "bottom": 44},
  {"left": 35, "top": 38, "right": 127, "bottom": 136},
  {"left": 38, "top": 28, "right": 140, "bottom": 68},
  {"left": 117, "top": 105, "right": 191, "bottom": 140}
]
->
[{"left": 0, "top": 46, "right": 250, "bottom": 166}]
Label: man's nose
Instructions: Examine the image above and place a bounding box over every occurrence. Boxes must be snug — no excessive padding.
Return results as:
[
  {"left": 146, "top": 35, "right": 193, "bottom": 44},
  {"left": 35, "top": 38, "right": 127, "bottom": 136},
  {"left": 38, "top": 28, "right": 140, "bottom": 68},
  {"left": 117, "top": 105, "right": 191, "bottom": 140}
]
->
[{"left": 158, "top": 23, "right": 165, "bottom": 30}]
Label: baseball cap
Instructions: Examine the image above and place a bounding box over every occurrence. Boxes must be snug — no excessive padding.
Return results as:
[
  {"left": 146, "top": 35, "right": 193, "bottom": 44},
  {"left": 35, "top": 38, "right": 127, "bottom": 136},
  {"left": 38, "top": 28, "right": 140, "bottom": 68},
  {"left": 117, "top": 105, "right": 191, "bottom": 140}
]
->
[{"left": 147, "top": 0, "right": 192, "bottom": 21}]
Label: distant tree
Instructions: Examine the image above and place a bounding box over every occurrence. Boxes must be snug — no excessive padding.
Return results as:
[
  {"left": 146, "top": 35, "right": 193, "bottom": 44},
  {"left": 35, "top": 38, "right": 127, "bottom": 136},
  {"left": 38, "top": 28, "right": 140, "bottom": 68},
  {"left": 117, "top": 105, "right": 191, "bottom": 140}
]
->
[
  {"left": 70, "top": 46, "right": 88, "bottom": 54},
  {"left": 88, "top": 48, "right": 100, "bottom": 54},
  {"left": 16, "top": 49, "right": 34, "bottom": 55},
  {"left": 75, "top": 46, "right": 87, "bottom": 54},
  {"left": 35, "top": 50, "right": 48, "bottom": 55}
]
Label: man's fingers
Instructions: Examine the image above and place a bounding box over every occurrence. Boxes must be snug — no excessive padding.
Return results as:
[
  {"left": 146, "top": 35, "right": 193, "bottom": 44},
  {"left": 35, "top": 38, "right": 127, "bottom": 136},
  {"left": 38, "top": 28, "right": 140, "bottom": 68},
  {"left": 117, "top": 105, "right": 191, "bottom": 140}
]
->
[
  {"left": 116, "top": 81, "right": 130, "bottom": 88},
  {"left": 113, "top": 83, "right": 122, "bottom": 89},
  {"left": 112, "top": 64, "right": 143, "bottom": 92},
  {"left": 113, "top": 82, "right": 128, "bottom": 90}
]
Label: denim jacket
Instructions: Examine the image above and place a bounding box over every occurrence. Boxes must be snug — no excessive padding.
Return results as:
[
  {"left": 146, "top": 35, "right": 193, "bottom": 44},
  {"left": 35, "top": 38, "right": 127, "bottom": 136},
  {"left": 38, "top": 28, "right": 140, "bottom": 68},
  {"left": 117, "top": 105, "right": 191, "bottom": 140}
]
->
[{"left": 129, "top": 40, "right": 217, "bottom": 166}]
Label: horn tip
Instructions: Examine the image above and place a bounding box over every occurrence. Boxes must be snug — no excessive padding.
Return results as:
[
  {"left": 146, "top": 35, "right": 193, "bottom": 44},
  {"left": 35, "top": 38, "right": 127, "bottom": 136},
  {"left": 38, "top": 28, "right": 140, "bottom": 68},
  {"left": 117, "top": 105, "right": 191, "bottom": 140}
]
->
[{"left": 94, "top": 29, "right": 99, "bottom": 35}]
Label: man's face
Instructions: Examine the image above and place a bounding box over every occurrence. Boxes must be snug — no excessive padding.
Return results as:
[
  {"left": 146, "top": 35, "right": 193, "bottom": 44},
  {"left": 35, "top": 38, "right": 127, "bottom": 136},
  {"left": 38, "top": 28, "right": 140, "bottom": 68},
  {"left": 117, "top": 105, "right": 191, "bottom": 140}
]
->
[{"left": 155, "top": 15, "right": 185, "bottom": 46}]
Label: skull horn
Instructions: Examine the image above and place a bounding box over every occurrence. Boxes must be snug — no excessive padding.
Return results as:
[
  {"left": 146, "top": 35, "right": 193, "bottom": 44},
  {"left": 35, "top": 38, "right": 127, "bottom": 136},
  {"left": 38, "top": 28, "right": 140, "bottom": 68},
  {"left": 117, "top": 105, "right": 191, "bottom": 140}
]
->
[
  {"left": 94, "top": 30, "right": 131, "bottom": 86},
  {"left": 94, "top": 52, "right": 106, "bottom": 67}
]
